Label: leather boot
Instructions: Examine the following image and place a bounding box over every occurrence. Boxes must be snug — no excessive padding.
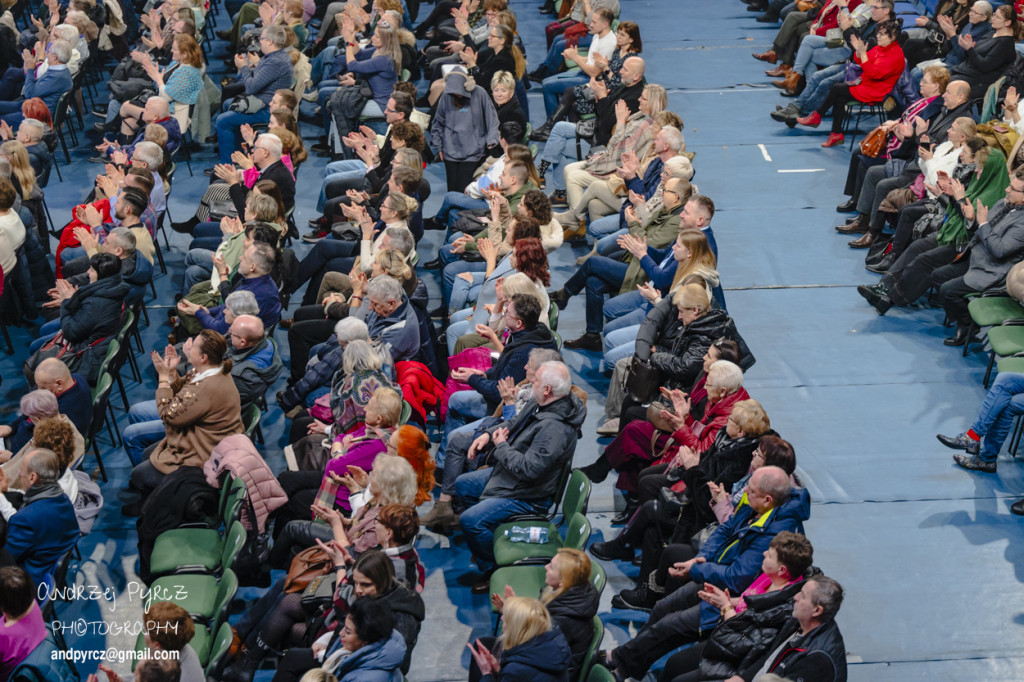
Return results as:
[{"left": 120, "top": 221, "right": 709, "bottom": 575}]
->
[
  {"left": 765, "top": 63, "right": 790, "bottom": 77},
  {"left": 421, "top": 499, "right": 456, "bottom": 529},
  {"left": 836, "top": 215, "right": 868, "bottom": 234},
  {"left": 579, "top": 454, "right": 613, "bottom": 483},
  {"left": 848, "top": 233, "right": 875, "bottom": 248},
  {"left": 563, "top": 219, "right": 587, "bottom": 242},
  {"left": 221, "top": 636, "right": 271, "bottom": 682},
  {"left": 530, "top": 101, "right": 570, "bottom": 142},
  {"left": 783, "top": 73, "right": 804, "bottom": 96},
  {"left": 865, "top": 253, "right": 895, "bottom": 273},
  {"left": 753, "top": 49, "right": 777, "bottom": 63},
  {"left": 772, "top": 70, "right": 799, "bottom": 91}
]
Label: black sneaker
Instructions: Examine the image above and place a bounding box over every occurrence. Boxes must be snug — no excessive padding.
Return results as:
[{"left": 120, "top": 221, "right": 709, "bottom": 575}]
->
[
  {"left": 937, "top": 432, "right": 981, "bottom": 455},
  {"left": 589, "top": 540, "right": 633, "bottom": 562},
  {"left": 610, "top": 586, "right": 654, "bottom": 612},
  {"left": 953, "top": 453, "right": 996, "bottom": 473},
  {"left": 564, "top": 332, "right": 602, "bottom": 352},
  {"left": 311, "top": 141, "right": 332, "bottom": 153},
  {"left": 302, "top": 226, "right": 331, "bottom": 243}
]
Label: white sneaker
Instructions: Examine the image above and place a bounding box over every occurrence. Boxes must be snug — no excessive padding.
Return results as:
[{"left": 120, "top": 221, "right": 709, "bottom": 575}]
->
[{"left": 596, "top": 418, "right": 619, "bottom": 436}]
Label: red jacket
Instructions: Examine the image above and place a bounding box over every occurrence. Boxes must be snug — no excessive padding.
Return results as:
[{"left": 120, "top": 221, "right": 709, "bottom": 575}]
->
[
  {"left": 811, "top": 0, "right": 862, "bottom": 36},
  {"left": 851, "top": 41, "right": 906, "bottom": 104},
  {"left": 656, "top": 386, "right": 752, "bottom": 463}
]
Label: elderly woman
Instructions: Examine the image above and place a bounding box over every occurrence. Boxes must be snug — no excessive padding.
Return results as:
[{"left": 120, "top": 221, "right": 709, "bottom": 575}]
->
[
  {"left": 0, "top": 394, "right": 84, "bottom": 481},
  {"left": 123, "top": 329, "right": 244, "bottom": 515}
]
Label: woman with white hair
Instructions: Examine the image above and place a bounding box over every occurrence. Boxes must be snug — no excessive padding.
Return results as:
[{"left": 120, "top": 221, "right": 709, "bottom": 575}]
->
[{"left": 0, "top": 390, "right": 84, "bottom": 472}]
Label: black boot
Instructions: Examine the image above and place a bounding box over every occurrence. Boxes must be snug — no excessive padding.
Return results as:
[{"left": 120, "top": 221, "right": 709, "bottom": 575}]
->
[
  {"left": 531, "top": 102, "right": 571, "bottom": 141},
  {"left": 527, "top": 65, "right": 550, "bottom": 83},
  {"left": 221, "top": 636, "right": 272, "bottom": 682},
  {"left": 579, "top": 454, "right": 613, "bottom": 483},
  {"left": 171, "top": 215, "right": 200, "bottom": 234},
  {"left": 611, "top": 494, "right": 640, "bottom": 525}
]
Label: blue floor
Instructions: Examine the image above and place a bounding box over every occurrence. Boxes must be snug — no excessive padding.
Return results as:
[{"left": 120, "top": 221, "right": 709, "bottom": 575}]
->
[{"left": 5, "top": 0, "right": 1024, "bottom": 679}]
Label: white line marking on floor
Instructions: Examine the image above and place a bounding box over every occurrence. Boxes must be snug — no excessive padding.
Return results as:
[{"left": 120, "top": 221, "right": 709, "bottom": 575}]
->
[
  {"left": 758, "top": 144, "right": 771, "bottom": 162},
  {"left": 777, "top": 168, "right": 825, "bottom": 173}
]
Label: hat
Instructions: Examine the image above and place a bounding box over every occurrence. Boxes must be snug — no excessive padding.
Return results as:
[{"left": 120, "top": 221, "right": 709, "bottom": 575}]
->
[{"left": 444, "top": 71, "right": 477, "bottom": 97}]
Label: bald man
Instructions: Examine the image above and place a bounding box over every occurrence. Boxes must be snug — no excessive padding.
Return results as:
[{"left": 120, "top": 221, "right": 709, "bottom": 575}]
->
[
  {"left": 91, "top": 96, "right": 182, "bottom": 163},
  {"left": 31, "top": 358, "right": 92, "bottom": 436},
  {"left": 227, "top": 314, "right": 283, "bottom": 406}
]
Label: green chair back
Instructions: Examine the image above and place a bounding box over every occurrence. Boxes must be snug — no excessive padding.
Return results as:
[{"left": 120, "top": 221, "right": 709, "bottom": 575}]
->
[
  {"left": 564, "top": 513, "right": 591, "bottom": 551},
  {"left": 242, "top": 403, "right": 261, "bottom": 438},
  {"left": 215, "top": 472, "right": 236, "bottom": 520},
  {"left": 578, "top": 616, "right": 604, "bottom": 682},
  {"left": 399, "top": 400, "right": 412, "bottom": 425},
  {"left": 562, "top": 470, "right": 591, "bottom": 521},
  {"left": 91, "top": 371, "right": 114, "bottom": 403},
  {"left": 587, "top": 664, "right": 616, "bottom": 682},
  {"left": 223, "top": 478, "right": 247, "bottom": 526},
  {"left": 549, "top": 302, "right": 559, "bottom": 331},
  {"left": 590, "top": 561, "right": 606, "bottom": 597},
  {"left": 101, "top": 338, "right": 120, "bottom": 373},
  {"left": 219, "top": 521, "right": 248, "bottom": 571},
  {"left": 212, "top": 569, "right": 239, "bottom": 626},
  {"left": 206, "top": 622, "right": 234, "bottom": 676}
]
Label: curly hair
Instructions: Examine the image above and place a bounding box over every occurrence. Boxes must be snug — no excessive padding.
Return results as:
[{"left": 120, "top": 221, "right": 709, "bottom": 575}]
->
[
  {"left": 394, "top": 425, "right": 435, "bottom": 505},
  {"left": 513, "top": 237, "right": 550, "bottom": 287},
  {"left": 391, "top": 120, "right": 426, "bottom": 152},
  {"left": 31, "top": 417, "right": 76, "bottom": 472}
]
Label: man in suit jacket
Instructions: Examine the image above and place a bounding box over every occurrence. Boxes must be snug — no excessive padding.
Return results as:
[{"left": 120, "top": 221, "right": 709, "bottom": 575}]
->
[{"left": 223, "top": 133, "right": 296, "bottom": 214}]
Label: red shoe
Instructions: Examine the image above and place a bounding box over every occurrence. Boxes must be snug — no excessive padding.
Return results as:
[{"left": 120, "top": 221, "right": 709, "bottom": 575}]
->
[
  {"left": 796, "top": 111, "right": 821, "bottom": 128},
  {"left": 821, "top": 133, "right": 845, "bottom": 148}
]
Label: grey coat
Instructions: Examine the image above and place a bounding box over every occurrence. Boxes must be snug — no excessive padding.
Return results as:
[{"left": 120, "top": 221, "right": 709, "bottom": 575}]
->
[
  {"left": 965, "top": 200, "right": 1024, "bottom": 291},
  {"left": 430, "top": 86, "right": 500, "bottom": 162},
  {"left": 481, "top": 393, "right": 587, "bottom": 503}
]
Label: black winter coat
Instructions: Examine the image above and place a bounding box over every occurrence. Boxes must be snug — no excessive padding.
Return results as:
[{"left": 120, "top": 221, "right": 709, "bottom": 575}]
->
[
  {"left": 547, "top": 583, "right": 600, "bottom": 679},
  {"left": 59, "top": 273, "right": 129, "bottom": 384},
  {"left": 738, "top": 617, "right": 847, "bottom": 682},
  {"left": 376, "top": 583, "right": 425, "bottom": 674},
  {"left": 698, "top": 580, "right": 805, "bottom": 681},
  {"left": 635, "top": 306, "right": 738, "bottom": 391}
]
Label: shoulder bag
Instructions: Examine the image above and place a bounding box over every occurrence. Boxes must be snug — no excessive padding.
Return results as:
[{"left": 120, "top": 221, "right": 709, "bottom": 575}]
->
[
  {"left": 859, "top": 125, "right": 889, "bottom": 157},
  {"left": 626, "top": 355, "right": 663, "bottom": 404},
  {"left": 283, "top": 546, "right": 334, "bottom": 594}
]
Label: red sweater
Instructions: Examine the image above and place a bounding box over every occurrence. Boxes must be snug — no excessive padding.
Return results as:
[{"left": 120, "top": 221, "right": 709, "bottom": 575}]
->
[
  {"left": 851, "top": 41, "right": 906, "bottom": 103},
  {"left": 811, "top": 0, "right": 863, "bottom": 36}
]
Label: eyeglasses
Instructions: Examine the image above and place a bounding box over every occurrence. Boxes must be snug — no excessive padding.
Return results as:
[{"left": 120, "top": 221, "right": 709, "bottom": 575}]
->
[
  {"left": 1009, "top": 184, "right": 1024, "bottom": 194},
  {"left": 664, "top": 188, "right": 679, "bottom": 197}
]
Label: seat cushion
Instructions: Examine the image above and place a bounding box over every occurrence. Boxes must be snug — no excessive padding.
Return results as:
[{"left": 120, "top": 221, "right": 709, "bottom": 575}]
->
[
  {"left": 492, "top": 521, "right": 562, "bottom": 567},
  {"left": 969, "top": 297, "right": 1024, "bottom": 327},
  {"left": 149, "top": 574, "right": 221, "bottom": 621},
  {"left": 987, "top": 326, "right": 1024, "bottom": 357},
  {"left": 149, "top": 528, "right": 223, "bottom": 576}
]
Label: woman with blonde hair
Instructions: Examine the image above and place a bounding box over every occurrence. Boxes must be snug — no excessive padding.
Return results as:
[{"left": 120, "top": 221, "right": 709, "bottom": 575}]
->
[
  {"left": 490, "top": 549, "right": 599, "bottom": 680},
  {"left": 468, "top": 596, "right": 572, "bottom": 682},
  {"left": 0, "top": 140, "right": 37, "bottom": 200}
]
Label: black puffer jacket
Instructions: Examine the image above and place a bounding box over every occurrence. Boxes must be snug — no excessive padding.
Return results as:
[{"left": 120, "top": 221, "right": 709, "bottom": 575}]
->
[
  {"left": 59, "top": 273, "right": 129, "bottom": 384},
  {"left": 698, "top": 579, "right": 806, "bottom": 682},
  {"left": 547, "top": 583, "right": 600, "bottom": 679},
  {"left": 737, "top": 613, "right": 847, "bottom": 682},
  {"left": 635, "top": 306, "right": 738, "bottom": 390},
  {"left": 376, "top": 583, "right": 425, "bottom": 674}
]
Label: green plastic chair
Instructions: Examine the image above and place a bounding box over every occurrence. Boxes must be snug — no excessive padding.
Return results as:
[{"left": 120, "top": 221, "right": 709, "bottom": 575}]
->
[
  {"left": 578, "top": 616, "right": 605, "bottom": 682},
  {"left": 206, "top": 622, "right": 235, "bottom": 675},
  {"left": 242, "top": 403, "right": 262, "bottom": 439},
  {"left": 151, "top": 476, "right": 245, "bottom": 550},
  {"left": 587, "top": 664, "right": 616, "bottom": 682},
  {"left": 149, "top": 567, "right": 238, "bottom": 624},
  {"left": 966, "top": 294, "right": 1024, "bottom": 356},
  {"left": 984, "top": 323, "right": 1024, "bottom": 387},
  {"left": 490, "top": 561, "right": 605, "bottom": 615},
  {"left": 590, "top": 560, "right": 606, "bottom": 596},
  {"left": 148, "top": 520, "right": 247, "bottom": 577},
  {"left": 399, "top": 400, "right": 412, "bottom": 425},
  {"left": 549, "top": 303, "right": 559, "bottom": 331},
  {"left": 492, "top": 471, "right": 590, "bottom": 566}
]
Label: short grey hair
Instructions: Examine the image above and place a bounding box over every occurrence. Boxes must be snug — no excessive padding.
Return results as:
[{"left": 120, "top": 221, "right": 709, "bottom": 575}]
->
[
  {"left": 808, "top": 576, "right": 844, "bottom": 622},
  {"left": 20, "top": 389, "right": 59, "bottom": 421},
  {"left": 707, "top": 360, "right": 743, "bottom": 393},
  {"left": 225, "top": 290, "right": 259, "bottom": 317},
  {"left": 132, "top": 141, "right": 163, "bottom": 170},
  {"left": 973, "top": 0, "right": 993, "bottom": 18},
  {"left": 107, "top": 226, "right": 137, "bottom": 256},
  {"left": 536, "top": 361, "right": 571, "bottom": 398},
  {"left": 342, "top": 339, "right": 383, "bottom": 374},
  {"left": 659, "top": 126, "right": 684, "bottom": 152},
  {"left": 366, "top": 275, "right": 404, "bottom": 304},
  {"left": 20, "top": 119, "right": 44, "bottom": 142},
  {"left": 247, "top": 242, "right": 276, "bottom": 275},
  {"left": 529, "top": 348, "right": 562, "bottom": 366},
  {"left": 755, "top": 466, "right": 793, "bottom": 507},
  {"left": 262, "top": 24, "right": 289, "bottom": 48},
  {"left": 25, "top": 447, "right": 60, "bottom": 484},
  {"left": 368, "top": 453, "right": 418, "bottom": 505},
  {"left": 335, "top": 317, "right": 370, "bottom": 345},
  {"left": 48, "top": 40, "right": 72, "bottom": 64},
  {"left": 256, "top": 133, "right": 283, "bottom": 159},
  {"left": 54, "top": 24, "right": 78, "bottom": 43},
  {"left": 384, "top": 226, "right": 415, "bottom": 258},
  {"left": 248, "top": 193, "right": 279, "bottom": 222},
  {"left": 664, "top": 155, "right": 694, "bottom": 181}
]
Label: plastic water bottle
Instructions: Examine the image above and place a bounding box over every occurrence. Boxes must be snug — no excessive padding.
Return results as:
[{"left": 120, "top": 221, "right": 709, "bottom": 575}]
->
[{"left": 506, "top": 526, "right": 549, "bottom": 543}]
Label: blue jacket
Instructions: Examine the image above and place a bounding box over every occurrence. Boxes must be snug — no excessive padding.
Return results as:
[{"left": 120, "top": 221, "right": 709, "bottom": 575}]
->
[
  {"left": 57, "top": 373, "right": 92, "bottom": 436},
  {"left": 617, "top": 158, "right": 665, "bottom": 231},
  {"left": 240, "top": 49, "right": 294, "bottom": 105},
  {"left": 121, "top": 116, "right": 182, "bottom": 156},
  {"left": 482, "top": 628, "right": 572, "bottom": 682},
  {"left": 23, "top": 64, "right": 72, "bottom": 115},
  {"left": 330, "top": 629, "right": 406, "bottom": 682},
  {"left": 690, "top": 487, "right": 811, "bottom": 597},
  {"left": 356, "top": 297, "right": 421, "bottom": 363},
  {"left": 347, "top": 48, "right": 399, "bottom": 110},
  {"left": 5, "top": 494, "right": 80, "bottom": 588},
  {"left": 201, "top": 273, "right": 281, "bottom": 332},
  {"left": 468, "top": 324, "right": 557, "bottom": 412}
]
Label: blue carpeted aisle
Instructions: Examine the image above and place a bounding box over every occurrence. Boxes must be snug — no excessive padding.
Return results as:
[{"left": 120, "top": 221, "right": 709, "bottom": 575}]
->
[{"left": 4, "top": 0, "right": 1024, "bottom": 679}]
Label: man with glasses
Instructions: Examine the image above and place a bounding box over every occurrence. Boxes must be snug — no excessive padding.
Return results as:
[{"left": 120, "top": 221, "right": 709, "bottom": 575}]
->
[
  {"left": 351, "top": 274, "right": 421, "bottom": 364},
  {"left": 213, "top": 132, "right": 296, "bottom": 214},
  {"left": 214, "top": 24, "right": 293, "bottom": 165}
]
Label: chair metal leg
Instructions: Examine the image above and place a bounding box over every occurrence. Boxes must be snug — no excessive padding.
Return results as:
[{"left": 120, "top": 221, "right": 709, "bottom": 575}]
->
[
  {"left": 92, "top": 437, "right": 108, "bottom": 482},
  {"left": 0, "top": 319, "right": 12, "bottom": 354},
  {"left": 984, "top": 350, "right": 996, "bottom": 388},
  {"left": 962, "top": 321, "right": 976, "bottom": 357}
]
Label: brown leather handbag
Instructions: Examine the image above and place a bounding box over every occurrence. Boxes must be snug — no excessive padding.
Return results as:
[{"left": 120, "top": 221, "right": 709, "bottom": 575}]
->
[
  {"left": 796, "top": 0, "right": 820, "bottom": 11},
  {"left": 859, "top": 126, "right": 888, "bottom": 158},
  {"left": 283, "top": 546, "right": 333, "bottom": 594}
]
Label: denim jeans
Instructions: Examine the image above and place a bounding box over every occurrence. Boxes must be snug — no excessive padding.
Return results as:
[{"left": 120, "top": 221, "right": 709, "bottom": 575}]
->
[
  {"left": 542, "top": 72, "right": 588, "bottom": 118},
  {"left": 439, "top": 418, "right": 483, "bottom": 485},
  {"left": 439, "top": 390, "right": 488, "bottom": 465},
  {"left": 449, "top": 271, "right": 485, "bottom": 314},
  {"left": 604, "top": 290, "right": 648, "bottom": 323},
  {"left": 539, "top": 121, "right": 586, "bottom": 192},
  {"left": 796, "top": 62, "right": 845, "bottom": 115},
  {"left": 793, "top": 35, "right": 851, "bottom": 79},
  {"left": 442, "top": 259, "right": 486, "bottom": 311},
  {"left": 563, "top": 255, "right": 629, "bottom": 334},
  {"left": 455, "top": 467, "right": 544, "bottom": 569},
  {"left": 446, "top": 310, "right": 475, "bottom": 355},
  {"left": 588, "top": 214, "right": 621, "bottom": 243},
  {"left": 29, "top": 320, "right": 61, "bottom": 353},
  {"left": 971, "top": 372, "right": 1024, "bottom": 462},
  {"left": 435, "top": 192, "right": 489, "bottom": 228},
  {"left": 541, "top": 33, "right": 593, "bottom": 74},
  {"left": 124, "top": 400, "right": 165, "bottom": 467},
  {"left": 318, "top": 160, "right": 367, "bottom": 212},
  {"left": 183, "top": 249, "right": 214, "bottom": 294},
  {"left": 216, "top": 105, "right": 271, "bottom": 163},
  {"left": 597, "top": 228, "right": 627, "bottom": 257},
  {"left": 61, "top": 246, "right": 87, "bottom": 264}
]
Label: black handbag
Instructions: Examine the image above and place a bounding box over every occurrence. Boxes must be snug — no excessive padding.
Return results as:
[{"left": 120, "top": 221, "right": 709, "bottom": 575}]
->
[{"left": 626, "top": 355, "right": 663, "bottom": 404}]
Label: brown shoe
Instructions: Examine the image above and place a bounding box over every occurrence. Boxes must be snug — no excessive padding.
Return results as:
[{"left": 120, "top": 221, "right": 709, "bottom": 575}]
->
[
  {"left": 563, "top": 219, "right": 587, "bottom": 242},
  {"left": 781, "top": 71, "right": 802, "bottom": 96},
  {"left": 765, "top": 64, "right": 790, "bottom": 77},
  {"left": 848, "top": 233, "right": 875, "bottom": 249},
  {"left": 836, "top": 216, "right": 868, "bottom": 234},
  {"left": 753, "top": 49, "right": 777, "bottom": 63},
  {"left": 279, "top": 318, "right": 295, "bottom": 329}
]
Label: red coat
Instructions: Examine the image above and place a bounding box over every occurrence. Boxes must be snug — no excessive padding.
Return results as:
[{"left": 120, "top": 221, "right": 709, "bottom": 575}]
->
[
  {"left": 811, "top": 0, "right": 863, "bottom": 36},
  {"left": 656, "top": 386, "right": 753, "bottom": 463},
  {"left": 851, "top": 41, "right": 906, "bottom": 104}
]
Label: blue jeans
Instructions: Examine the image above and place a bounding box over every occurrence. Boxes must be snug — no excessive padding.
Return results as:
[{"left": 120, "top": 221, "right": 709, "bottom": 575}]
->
[
  {"left": 435, "top": 192, "right": 488, "bottom": 228},
  {"left": 29, "top": 319, "right": 61, "bottom": 353},
  {"left": 539, "top": 121, "right": 586, "bottom": 192},
  {"left": 449, "top": 271, "right": 485, "bottom": 314},
  {"left": 61, "top": 246, "right": 87, "bottom": 264},
  {"left": 442, "top": 259, "right": 485, "bottom": 310},
  {"left": 183, "top": 248, "right": 214, "bottom": 293},
  {"left": 123, "top": 400, "right": 164, "bottom": 466},
  {"left": 446, "top": 310, "right": 475, "bottom": 355},
  {"left": 318, "top": 159, "right": 367, "bottom": 212},
  {"left": 971, "top": 372, "right": 1024, "bottom": 462},
  {"left": 542, "top": 72, "right": 588, "bottom": 118},
  {"left": 215, "top": 105, "right": 271, "bottom": 163},
  {"left": 597, "top": 228, "right": 627, "bottom": 257},
  {"left": 455, "top": 467, "right": 543, "bottom": 569},
  {"left": 604, "top": 291, "right": 648, "bottom": 323},
  {"left": 0, "top": 100, "right": 24, "bottom": 128},
  {"left": 541, "top": 33, "right": 593, "bottom": 74},
  {"left": 439, "top": 390, "right": 488, "bottom": 465},
  {"left": 563, "top": 255, "right": 629, "bottom": 333},
  {"left": 793, "top": 35, "right": 851, "bottom": 79},
  {"left": 588, "top": 214, "right": 621, "bottom": 242},
  {"left": 796, "top": 63, "right": 845, "bottom": 115}
]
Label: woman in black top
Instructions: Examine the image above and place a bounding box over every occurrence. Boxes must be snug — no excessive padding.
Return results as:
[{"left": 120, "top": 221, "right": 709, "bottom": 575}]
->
[{"left": 951, "top": 3, "right": 1022, "bottom": 100}]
